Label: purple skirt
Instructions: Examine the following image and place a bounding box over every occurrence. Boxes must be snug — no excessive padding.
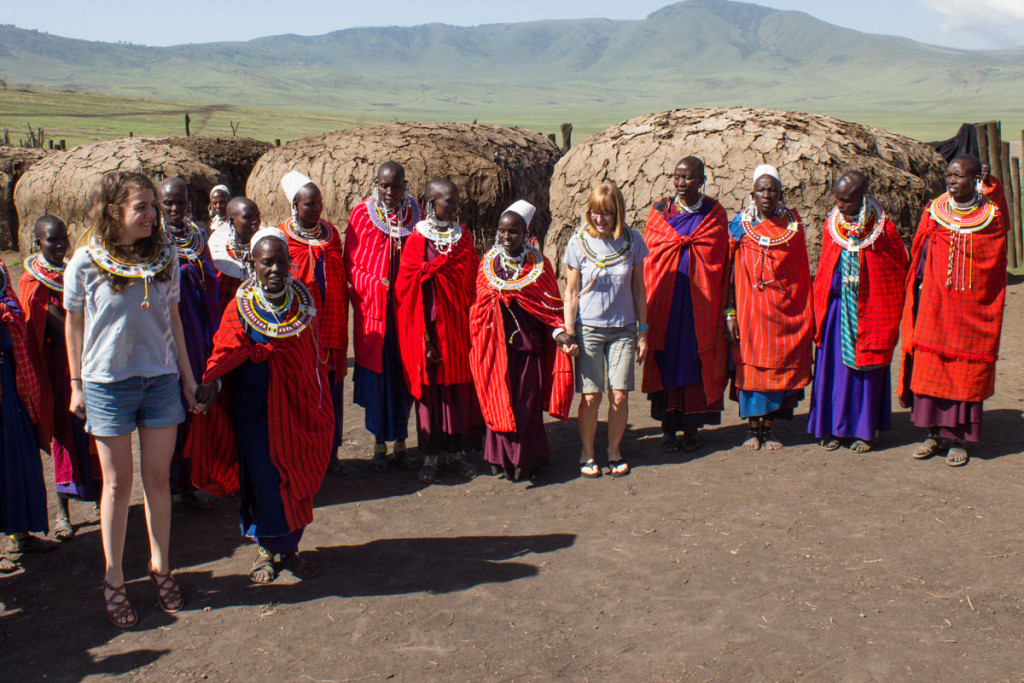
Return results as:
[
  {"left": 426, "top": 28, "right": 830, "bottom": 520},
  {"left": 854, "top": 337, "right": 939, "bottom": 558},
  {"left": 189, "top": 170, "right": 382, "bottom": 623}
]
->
[{"left": 808, "top": 294, "right": 891, "bottom": 441}]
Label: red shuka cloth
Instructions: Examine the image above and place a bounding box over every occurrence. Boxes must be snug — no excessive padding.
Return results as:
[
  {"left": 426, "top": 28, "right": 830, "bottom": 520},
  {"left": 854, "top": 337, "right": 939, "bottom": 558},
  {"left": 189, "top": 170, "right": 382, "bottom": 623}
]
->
[
  {"left": 16, "top": 273, "right": 55, "bottom": 445},
  {"left": 812, "top": 209, "right": 909, "bottom": 367},
  {"left": 344, "top": 198, "right": 414, "bottom": 372},
  {"left": 981, "top": 174, "right": 1011, "bottom": 231},
  {"left": 469, "top": 252, "right": 573, "bottom": 432},
  {"left": 215, "top": 271, "right": 241, "bottom": 316},
  {"left": 281, "top": 220, "right": 348, "bottom": 375},
  {"left": 394, "top": 230, "right": 478, "bottom": 398},
  {"left": 186, "top": 301, "right": 333, "bottom": 533},
  {"left": 0, "top": 264, "right": 43, "bottom": 429},
  {"left": 642, "top": 198, "right": 730, "bottom": 402},
  {"left": 898, "top": 198, "right": 1006, "bottom": 403},
  {"left": 730, "top": 209, "right": 814, "bottom": 392}
]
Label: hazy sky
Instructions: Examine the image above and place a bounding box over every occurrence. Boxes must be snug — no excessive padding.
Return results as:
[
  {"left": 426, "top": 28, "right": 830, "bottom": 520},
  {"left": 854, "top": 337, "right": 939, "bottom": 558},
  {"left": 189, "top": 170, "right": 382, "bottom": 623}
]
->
[{"left": 4, "top": 0, "right": 1023, "bottom": 50}]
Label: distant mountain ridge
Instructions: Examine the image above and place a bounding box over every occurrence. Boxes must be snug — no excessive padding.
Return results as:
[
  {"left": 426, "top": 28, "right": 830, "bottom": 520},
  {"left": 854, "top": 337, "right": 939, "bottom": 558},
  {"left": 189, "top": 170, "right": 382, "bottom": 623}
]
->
[{"left": 0, "top": 0, "right": 1021, "bottom": 140}]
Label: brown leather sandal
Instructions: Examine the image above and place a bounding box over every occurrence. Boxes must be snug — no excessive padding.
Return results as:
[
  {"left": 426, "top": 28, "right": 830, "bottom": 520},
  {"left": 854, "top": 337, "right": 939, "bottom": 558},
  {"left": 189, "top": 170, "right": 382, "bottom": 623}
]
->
[
  {"left": 103, "top": 580, "right": 138, "bottom": 629},
  {"left": 149, "top": 567, "right": 183, "bottom": 613}
]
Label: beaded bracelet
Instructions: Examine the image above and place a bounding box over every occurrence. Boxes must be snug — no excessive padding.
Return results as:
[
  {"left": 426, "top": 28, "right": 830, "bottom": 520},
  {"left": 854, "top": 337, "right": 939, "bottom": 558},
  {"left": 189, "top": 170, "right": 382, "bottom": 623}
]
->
[{"left": 723, "top": 308, "right": 737, "bottom": 317}]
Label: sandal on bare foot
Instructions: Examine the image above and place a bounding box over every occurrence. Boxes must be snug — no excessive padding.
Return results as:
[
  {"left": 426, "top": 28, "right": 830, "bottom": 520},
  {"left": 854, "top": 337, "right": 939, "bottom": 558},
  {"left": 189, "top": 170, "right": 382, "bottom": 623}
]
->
[
  {"left": 660, "top": 434, "right": 680, "bottom": 452},
  {"left": 850, "top": 439, "right": 873, "bottom": 453},
  {"left": 393, "top": 440, "right": 420, "bottom": 471},
  {"left": 281, "top": 551, "right": 319, "bottom": 579},
  {"left": 742, "top": 429, "right": 761, "bottom": 451},
  {"left": 946, "top": 442, "right": 969, "bottom": 467},
  {"left": 762, "top": 431, "right": 783, "bottom": 450},
  {"left": 8, "top": 534, "right": 56, "bottom": 554},
  {"left": 680, "top": 432, "right": 703, "bottom": 453},
  {"left": 820, "top": 437, "right": 840, "bottom": 451},
  {"left": 370, "top": 442, "right": 390, "bottom": 472},
  {"left": 54, "top": 517, "right": 75, "bottom": 541},
  {"left": 103, "top": 580, "right": 138, "bottom": 629},
  {"left": 149, "top": 567, "right": 184, "bottom": 613},
  {"left": 913, "top": 435, "right": 943, "bottom": 459},
  {"left": 0, "top": 553, "right": 19, "bottom": 573},
  {"left": 580, "top": 459, "right": 601, "bottom": 478},
  {"left": 249, "top": 548, "right": 276, "bottom": 584},
  {"left": 608, "top": 459, "right": 630, "bottom": 478}
]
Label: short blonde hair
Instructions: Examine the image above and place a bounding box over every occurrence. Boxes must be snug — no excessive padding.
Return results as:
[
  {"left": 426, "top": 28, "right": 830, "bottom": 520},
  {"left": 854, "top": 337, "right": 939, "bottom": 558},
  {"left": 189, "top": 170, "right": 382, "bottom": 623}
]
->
[{"left": 583, "top": 182, "right": 626, "bottom": 240}]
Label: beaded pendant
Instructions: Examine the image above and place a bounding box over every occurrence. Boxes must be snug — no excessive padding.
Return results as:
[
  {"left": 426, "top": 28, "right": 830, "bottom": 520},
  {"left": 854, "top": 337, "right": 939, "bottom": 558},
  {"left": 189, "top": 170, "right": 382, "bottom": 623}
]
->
[
  {"left": 482, "top": 246, "right": 544, "bottom": 291},
  {"left": 236, "top": 278, "right": 317, "bottom": 338},
  {"left": 368, "top": 194, "right": 421, "bottom": 239},
  {"left": 24, "top": 254, "right": 66, "bottom": 293}
]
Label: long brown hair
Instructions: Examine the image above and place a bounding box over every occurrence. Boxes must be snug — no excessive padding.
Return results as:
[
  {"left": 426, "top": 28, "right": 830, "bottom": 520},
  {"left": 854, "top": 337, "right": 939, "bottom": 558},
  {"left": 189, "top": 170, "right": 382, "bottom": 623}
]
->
[{"left": 87, "top": 171, "right": 171, "bottom": 293}]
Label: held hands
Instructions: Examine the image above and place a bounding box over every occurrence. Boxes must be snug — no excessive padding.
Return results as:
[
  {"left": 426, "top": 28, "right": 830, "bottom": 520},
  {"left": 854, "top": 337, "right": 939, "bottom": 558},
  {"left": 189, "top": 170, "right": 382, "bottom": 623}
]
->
[
  {"left": 194, "top": 382, "right": 220, "bottom": 413},
  {"left": 425, "top": 341, "right": 442, "bottom": 365},
  {"left": 555, "top": 331, "right": 580, "bottom": 358}
]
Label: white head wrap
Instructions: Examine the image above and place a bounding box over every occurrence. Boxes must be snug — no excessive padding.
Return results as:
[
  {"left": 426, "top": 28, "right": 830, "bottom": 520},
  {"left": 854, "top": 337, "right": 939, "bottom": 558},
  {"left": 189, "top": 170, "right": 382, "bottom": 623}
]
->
[
  {"left": 752, "top": 164, "right": 781, "bottom": 185},
  {"left": 504, "top": 200, "right": 536, "bottom": 228},
  {"left": 280, "top": 171, "right": 315, "bottom": 204},
  {"left": 210, "top": 184, "right": 231, "bottom": 198},
  {"left": 250, "top": 226, "right": 288, "bottom": 251}
]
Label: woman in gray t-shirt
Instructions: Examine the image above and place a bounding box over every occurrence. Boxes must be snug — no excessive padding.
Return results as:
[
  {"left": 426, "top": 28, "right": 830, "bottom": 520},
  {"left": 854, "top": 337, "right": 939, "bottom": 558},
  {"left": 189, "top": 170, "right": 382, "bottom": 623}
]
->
[
  {"left": 563, "top": 182, "right": 648, "bottom": 478},
  {"left": 65, "top": 172, "right": 201, "bottom": 628}
]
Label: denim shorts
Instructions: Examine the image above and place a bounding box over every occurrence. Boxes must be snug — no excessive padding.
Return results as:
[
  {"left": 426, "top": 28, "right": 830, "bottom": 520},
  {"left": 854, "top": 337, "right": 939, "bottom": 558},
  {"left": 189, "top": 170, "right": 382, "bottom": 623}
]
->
[
  {"left": 574, "top": 323, "right": 637, "bottom": 393},
  {"left": 83, "top": 373, "right": 186, "bottom": 437}
]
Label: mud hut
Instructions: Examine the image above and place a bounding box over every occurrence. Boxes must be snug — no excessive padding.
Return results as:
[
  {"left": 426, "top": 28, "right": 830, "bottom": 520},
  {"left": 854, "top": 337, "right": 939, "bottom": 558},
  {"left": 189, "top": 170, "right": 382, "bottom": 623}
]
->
[
  {"left": 1, "top": 147, "right": 49, "bottom": 251},
  {"left": 546, "top": 108, "right": 946, "bottom": 271},
  {"left": 13, "top": 137, "right": 230, "bottom": 254},
  {"left": 161, "top": 136, "right": 273, "bottom": 201},
  {"left": 246, "top": 122, "right": 561, "bottom": 250}
]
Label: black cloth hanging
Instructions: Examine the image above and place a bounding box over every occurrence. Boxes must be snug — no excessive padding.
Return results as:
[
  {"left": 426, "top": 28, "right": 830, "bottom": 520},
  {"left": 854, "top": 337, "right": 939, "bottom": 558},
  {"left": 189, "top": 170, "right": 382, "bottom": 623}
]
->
[{"left": 928, "top": 123, "right": 979, "bottom": 163}]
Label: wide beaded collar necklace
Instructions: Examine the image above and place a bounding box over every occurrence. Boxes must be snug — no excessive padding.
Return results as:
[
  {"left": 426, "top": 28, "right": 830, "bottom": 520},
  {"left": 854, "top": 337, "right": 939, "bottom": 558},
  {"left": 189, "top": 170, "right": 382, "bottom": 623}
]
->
[
  {"left": 87, "top": 230, "right": 174, "bottom": 309},
  {"left": 930, "top": 192, "right": 995, "bottom": 234},
  {"left": 826, "top": 196, "right": 886, "bottom": 253},
  {"left": 236, "top": 277, "right": 316, "bottom": 339},
  {"left": 23, "top": 253, "right": 66, "bottom": 292},
  {"left": 482, "top": 245, "right": 544, "bottom": 291},
  {"left": 368, "top": 193, "right": 422, "bottom": 239}
]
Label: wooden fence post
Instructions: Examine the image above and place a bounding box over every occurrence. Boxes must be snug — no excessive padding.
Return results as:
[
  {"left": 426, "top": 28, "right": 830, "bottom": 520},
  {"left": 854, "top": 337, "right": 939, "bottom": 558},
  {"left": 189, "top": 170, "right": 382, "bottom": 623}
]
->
[
  {"left": 976, "top": 123, "right": 988, "bottom": 165},
  {"left": 986, "top": 121, "right": 1001, "bottom": 181},
  {"left": 1012, "top": 156, "right": 1023, "bottom": 265},
  {"left": 560, "top": 123, "right": 572, "bottom": 152},
  {"left": 1001, "top": 141, "right": 1017, "bottom": 267}
]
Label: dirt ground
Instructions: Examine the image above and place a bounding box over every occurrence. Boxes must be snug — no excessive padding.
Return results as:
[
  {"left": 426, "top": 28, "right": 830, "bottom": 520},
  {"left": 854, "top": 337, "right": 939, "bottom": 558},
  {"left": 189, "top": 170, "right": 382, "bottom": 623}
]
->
[{"left": 2, "top": 262, "right": 1023, "bottom": 682}]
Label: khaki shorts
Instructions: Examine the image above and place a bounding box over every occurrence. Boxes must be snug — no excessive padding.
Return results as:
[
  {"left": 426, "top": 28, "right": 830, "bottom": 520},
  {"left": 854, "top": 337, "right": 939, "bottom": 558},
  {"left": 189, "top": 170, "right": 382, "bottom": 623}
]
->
[{"left": 574, "top": 323, "right": 637, "bottom": 393}]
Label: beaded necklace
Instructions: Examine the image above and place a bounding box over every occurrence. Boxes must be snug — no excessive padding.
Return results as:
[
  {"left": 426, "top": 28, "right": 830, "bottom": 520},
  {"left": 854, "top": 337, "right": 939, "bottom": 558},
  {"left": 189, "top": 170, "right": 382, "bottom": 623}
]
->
[
  {"left": 930, "top": 193, "right": 994, "bottom": 291},
  {"left": 368, "top": 192, "right": 421, "bottom": 239},
  {"left": 826, "top": 196, "right": 886, "bottom": 253},
  {"left": 574, "top": 226, "right": 634, "bottom": 269},
  {"left": 673, "top": 194, "right": 704, "bottom": 214},
  {"left": 166, "top": 217, "right": 206, "bottom": 263},
  {"left": 930, "top": 192, "right": 994, "bottom": 233},
  {"left": 284, "top": 218, "right": 333, "bottom": 246},
  {"left": 86, "top": 230, "right": 173, "bottom": 309},
  {"left": 740, "top": 205, "right": 800, "bottom": 291},
  {"left": 236, "top": 277, "right": 316, "bottom": 338},
  {"left": 415, "top": 217, "right": 462, "bottom": 254},
  {"left": 209, "top": 215, "right": 229, "bottom": 233},
  {"left": 482, "top": 245, "right": 544, "bottom": 291},
  {"left": 24, "top": 253, "right": 66, "bottom": 293}
]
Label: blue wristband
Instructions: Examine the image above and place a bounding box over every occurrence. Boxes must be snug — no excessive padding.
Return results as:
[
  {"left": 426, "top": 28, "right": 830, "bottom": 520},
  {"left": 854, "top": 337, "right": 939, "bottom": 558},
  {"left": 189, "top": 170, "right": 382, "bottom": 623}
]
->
[{"left": 637, "top": 324, "right": 649, "bottom": 331}]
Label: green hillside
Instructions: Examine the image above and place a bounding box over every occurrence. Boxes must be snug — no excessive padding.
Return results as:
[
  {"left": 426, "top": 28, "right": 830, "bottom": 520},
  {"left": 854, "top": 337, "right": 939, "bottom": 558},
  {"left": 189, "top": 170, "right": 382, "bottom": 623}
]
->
[{"left": 1, "top": 0, "right": 1021, "bottom": 145}]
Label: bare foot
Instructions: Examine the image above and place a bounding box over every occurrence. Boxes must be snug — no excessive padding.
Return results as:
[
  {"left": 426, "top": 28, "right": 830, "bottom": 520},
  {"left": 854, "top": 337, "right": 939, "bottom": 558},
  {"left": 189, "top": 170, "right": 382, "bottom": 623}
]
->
[
  {"left": 946, "top": 443, "right": 969, "bottom": 467},
  {"left": 913, "top": 435, "right": 943, "bottom": 459},
  {"left": 742, "top": 429, "right": 761, "bottom": 451}
]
